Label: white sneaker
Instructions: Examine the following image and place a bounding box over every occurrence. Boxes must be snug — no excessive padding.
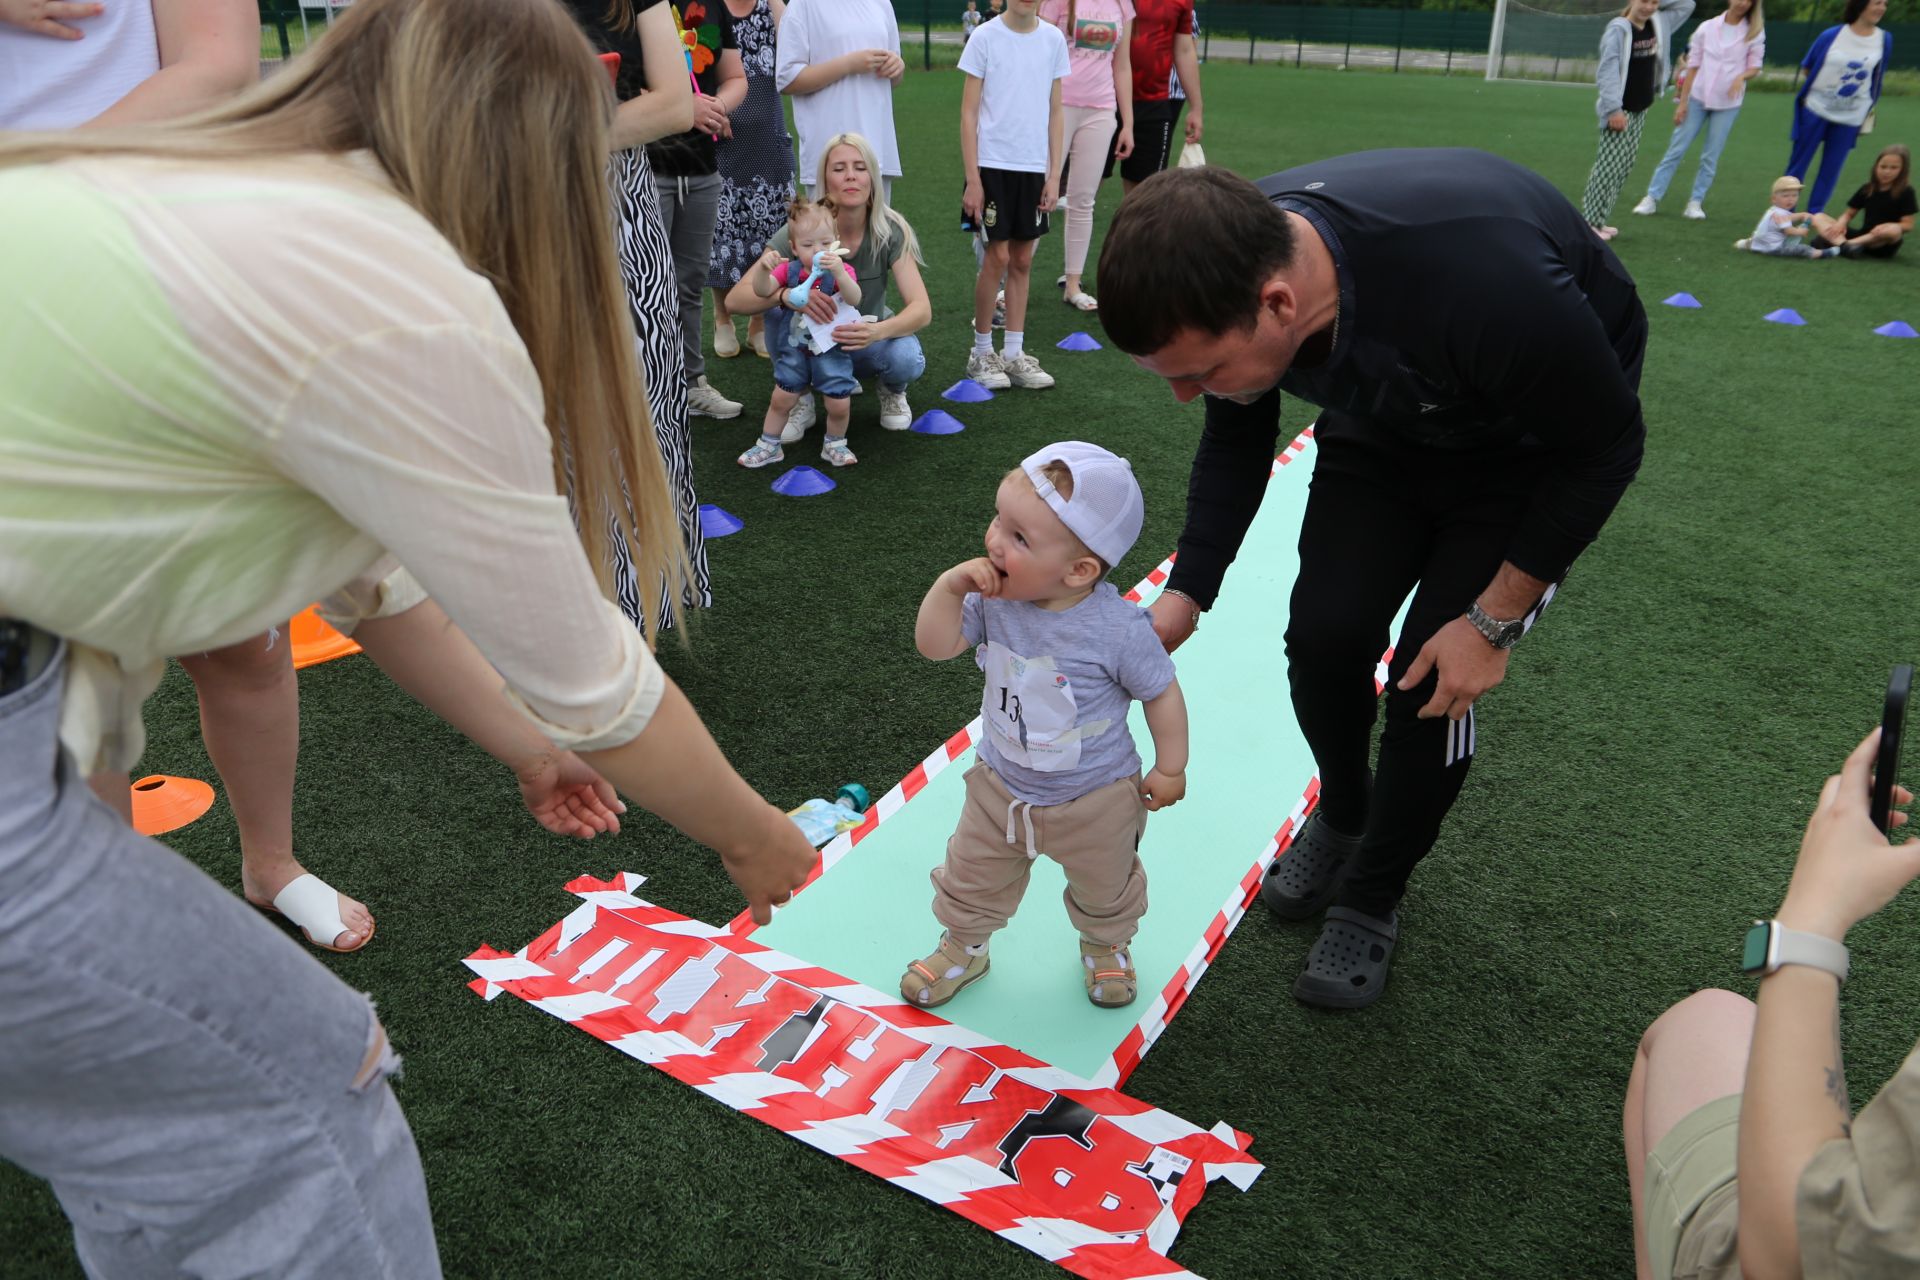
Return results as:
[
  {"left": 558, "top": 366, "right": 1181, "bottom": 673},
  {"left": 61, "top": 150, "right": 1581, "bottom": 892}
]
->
[
  {"left": 1001, "top": 352, "right": 1055, "bottom": 390},
  {"left": 779, "top": 394, "right": 816, "bottom": 444},
  {"left": 687, "top": 376, "right": 742, "bottom": 419},
  {"left": 713, "top": 321, "right": 741, "bottom": 358},
  {"left": 1631, "top": 196, "right": 1657, "bottom": 216},
  {"left": 1734, "top": 237, "right": 1751, "bottom": 251},
  {"left": 966, "top": 349, "right": 1012, "bottom": 390},
  {"left": 877, "top": 389, "right": 911, "bottom": 430},
  {"left": 1683, "top": 201, "right": 1706, "bottom": 220}
]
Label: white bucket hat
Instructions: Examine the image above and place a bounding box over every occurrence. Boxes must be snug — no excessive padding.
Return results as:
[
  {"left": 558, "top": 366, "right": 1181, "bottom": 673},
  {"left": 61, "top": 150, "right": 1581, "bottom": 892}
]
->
[{"left": 1021, "top": 441, "right": 1145, "bottom": 569}]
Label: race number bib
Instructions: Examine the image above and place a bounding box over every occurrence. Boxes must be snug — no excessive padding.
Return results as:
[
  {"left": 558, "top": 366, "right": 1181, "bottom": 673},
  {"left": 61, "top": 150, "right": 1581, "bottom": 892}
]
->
[{"left": 979, "top": 640, "right": 1105, "bottom": 772}]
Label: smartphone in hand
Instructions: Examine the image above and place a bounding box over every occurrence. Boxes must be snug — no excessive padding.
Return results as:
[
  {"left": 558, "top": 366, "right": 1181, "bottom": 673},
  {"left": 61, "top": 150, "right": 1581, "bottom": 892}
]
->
[{"left": 1870, "top": 663, "right": 1912, "bottom": 835}]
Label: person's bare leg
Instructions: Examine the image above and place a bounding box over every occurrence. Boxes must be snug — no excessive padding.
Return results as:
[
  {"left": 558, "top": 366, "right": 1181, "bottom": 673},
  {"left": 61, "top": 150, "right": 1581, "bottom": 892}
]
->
[
  {"left": 1003, "top": 240, "right": 1035, "bottom": 334},
  {"left": 87, "top": 771, "right": 136, "bottom": 824},
  {"left": 975, "top": 241, "right": 1010, "bottom": 334},
  {"left": 179, "top": 631, "right": 371, "bottom": 949},
  {"left": 1623, "top": 988, "right": 1756, "bottom": 1280},
  {"left": 1855, "top": 223, "right": 1904, "bottom": 250}
]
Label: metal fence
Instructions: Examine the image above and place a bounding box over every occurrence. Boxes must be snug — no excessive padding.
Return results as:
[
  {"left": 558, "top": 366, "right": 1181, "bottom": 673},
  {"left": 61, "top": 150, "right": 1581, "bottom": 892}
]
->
[
  {"left": 890, "top": 0, "right": 1917, "bottom": 79},
  {"left": 256, "top": 2, "right": 1914, "bottom": 81}
]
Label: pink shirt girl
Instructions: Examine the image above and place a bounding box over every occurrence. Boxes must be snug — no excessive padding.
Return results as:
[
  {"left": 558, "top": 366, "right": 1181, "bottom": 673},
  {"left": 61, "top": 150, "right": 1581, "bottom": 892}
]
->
[
  {"left": 1684, "top": 15, "right": 1765, "bottom": 111},
  {"left": 1040, "top": 0, "right": 1136, "bottom": 110}
]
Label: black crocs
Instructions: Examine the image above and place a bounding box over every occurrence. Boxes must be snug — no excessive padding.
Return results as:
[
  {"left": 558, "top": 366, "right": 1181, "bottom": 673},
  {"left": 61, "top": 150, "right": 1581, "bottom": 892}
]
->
[
  {"left": 1292, "top": 907, "right": 1399, "bottom": 1010},
  {"left": 1260, "top": 811, "right": 1363, "bottom": 921}
]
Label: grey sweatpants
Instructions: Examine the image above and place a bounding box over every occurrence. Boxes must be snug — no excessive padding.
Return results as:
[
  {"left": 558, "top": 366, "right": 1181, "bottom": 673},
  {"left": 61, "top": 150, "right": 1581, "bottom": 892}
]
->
[
  {"left": 652, "top": 170, "right": 725, "bottom": 384},
  {"left": 0, "top": 636, "right": 440, "bottom": 1279}
]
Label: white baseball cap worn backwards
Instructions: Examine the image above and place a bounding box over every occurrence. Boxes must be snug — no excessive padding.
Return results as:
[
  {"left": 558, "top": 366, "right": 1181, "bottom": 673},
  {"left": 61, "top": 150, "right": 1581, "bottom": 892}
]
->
[{"left": 1020, "top": 440, "right": 1145, "bottom": 570}]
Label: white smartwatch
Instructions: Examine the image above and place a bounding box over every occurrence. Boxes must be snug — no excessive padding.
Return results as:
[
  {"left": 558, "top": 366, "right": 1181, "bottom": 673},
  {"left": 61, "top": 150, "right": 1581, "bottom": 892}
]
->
[{"left": 1741, "top": 919, "right": 1849, "bottom": 983}]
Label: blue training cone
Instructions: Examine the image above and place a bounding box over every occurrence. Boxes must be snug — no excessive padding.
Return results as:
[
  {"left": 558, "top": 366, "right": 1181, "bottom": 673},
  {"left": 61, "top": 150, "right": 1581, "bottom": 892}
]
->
[
  {"left": 770, "top": 465, "right": 837, "bottom": 497},
  {"left": 1873, "top": 320, "right": 1918, "bottom": 339},
  {"left": 941, "top": 378, "right": 996, "bottom": 403},
  {"left": 1662, "top": 293, "right": 1703, "bottom": 309},
  {"left": 1764, "top": 308, "right": 1807, "bottom": 326},
  {"left": 698, "top": 503, "right": 744, "bottom": 538},
  {"left": 909, "top": 409, "right": 967, "bottom": 435},
  {"left": 1057, "top": 331, "right": 1103, "bottom": 351}
]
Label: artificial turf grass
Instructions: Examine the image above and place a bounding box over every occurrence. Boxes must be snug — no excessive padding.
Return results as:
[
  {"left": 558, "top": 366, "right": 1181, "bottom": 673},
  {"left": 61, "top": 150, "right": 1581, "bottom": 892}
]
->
[{"left": 5, "top": 62, "right": 1919, "bottom": 1279}]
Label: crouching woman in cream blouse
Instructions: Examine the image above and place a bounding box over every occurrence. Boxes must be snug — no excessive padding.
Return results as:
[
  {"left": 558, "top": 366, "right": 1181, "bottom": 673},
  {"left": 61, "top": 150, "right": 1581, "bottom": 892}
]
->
[{"left": 0, "top": 0, "right": 813, "bottom": 1274}]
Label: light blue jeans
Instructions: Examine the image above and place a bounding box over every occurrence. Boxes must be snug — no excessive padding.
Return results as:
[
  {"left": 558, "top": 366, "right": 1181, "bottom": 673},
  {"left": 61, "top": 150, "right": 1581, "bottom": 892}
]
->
[
  {"left": 0, "top": 635, "right": 440, "bottom": 1279},
  {"left": 1646, "top": 104, "right": 1742, "bottom": 205}
]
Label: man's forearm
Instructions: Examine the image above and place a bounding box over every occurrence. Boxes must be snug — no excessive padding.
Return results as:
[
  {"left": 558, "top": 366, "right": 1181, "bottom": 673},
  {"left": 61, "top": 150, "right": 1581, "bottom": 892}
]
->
[
  {"left": 1164, "top": 391, "right": 1282, "bottom": 608},
  {"left": 1475, "top": 562, "right": 1553, "bottom": 620},
  {"left": 1737, "top": 965, "right": 1851, "bottom": 1280}
]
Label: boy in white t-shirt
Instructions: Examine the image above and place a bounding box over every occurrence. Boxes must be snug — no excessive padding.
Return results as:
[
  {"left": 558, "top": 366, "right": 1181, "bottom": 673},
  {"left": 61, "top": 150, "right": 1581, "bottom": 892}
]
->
[
  {"left": 1736, "top": 174, "right": 1841, "bottom": 258},
  {"left": 958, "top": 0, "right": 1070, "bottom": 392},
  {"left": 902, "top": 442, "right": 1189, "bottom": 1011}
]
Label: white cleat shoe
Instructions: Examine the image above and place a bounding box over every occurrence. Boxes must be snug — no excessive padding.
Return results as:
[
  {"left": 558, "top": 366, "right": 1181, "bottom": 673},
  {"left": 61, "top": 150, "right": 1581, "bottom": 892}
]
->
[
  {"left": 1683, "top": 200, "right": 1706, "bottom": 220},
  {"left": 1631, "top": 196, "right": 1657, "bottom": 216}
]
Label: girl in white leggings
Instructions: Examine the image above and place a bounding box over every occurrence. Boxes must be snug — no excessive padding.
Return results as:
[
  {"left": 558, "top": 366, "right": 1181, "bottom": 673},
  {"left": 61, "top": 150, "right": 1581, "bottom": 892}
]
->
[{"left": 1042, "top": 0, "right": 1134, "bottom": 311}]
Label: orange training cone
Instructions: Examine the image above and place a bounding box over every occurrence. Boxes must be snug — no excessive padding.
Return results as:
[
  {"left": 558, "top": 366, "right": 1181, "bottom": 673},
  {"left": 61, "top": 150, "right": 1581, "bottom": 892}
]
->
[
  {"left": 130, "top": 775, "right": 216, "bottom": 836},
  {"left": 290, "top": 605, "right": 361, "bottom": 669}
]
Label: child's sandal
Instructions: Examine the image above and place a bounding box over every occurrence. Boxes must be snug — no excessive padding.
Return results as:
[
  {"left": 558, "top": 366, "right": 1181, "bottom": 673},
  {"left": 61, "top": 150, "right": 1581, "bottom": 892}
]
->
[
  {"left": 737, "top": 438, "right": 784, "bottom": 469},
  {"left": 1081, "top": 941, "right": 1137, "bottom": 1008},
  {"left": 900, "top": 935, "right": 989, "bottom": 1008},
  {"left": 820, "top": 436, "right": 857, "bottom": 468}
]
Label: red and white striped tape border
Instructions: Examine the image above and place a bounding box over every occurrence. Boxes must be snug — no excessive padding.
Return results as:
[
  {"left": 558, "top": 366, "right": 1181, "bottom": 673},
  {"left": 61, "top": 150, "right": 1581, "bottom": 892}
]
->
[{"left": 466, "top": 874, "right": 1261, "bottom": 1280}]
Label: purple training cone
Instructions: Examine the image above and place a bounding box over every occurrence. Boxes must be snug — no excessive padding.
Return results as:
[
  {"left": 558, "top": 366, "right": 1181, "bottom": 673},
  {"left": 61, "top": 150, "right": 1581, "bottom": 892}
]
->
[
  {"left": 941, "top": 379, "right": 996, "bottom": 403},
  {"left": 909, "top": 409, "right": 967, "bottom": 435},
  {"left": 1763, "top": 308, "right": 1807, "bottom": 326},
  {"left": 1873, "top": 320, "right": 1918, "bottom": 339},
  {"left": 698, "top": 503, "right": 744, "bottom": 538},
  {"left": 770, "top": 465, "right": 837, "bottom": 497},
  {"left": 1662, "top": 293, "right": 1703, "bottom": 309},
  {"left": 1056, "top": 331, "right": 1104, "bottom": 351}
]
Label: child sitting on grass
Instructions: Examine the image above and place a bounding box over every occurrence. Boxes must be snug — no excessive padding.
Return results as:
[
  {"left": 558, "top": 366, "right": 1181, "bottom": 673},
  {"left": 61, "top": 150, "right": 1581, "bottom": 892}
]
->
[
  {"left": 1735, "top": 174, "right": 1840, "bottom": 258},
  {"left": 903, "top": 442, "right": 1188, "bottom": 1011},
  {"left": 737, "top": 196, "right": 864, "bottom": 469}
]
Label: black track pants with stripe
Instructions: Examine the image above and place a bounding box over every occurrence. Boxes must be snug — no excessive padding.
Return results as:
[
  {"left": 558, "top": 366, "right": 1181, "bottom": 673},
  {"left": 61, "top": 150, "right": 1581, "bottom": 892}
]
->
[{"left": 1284, "top": 411, "right": 1559, "bottom": 918}]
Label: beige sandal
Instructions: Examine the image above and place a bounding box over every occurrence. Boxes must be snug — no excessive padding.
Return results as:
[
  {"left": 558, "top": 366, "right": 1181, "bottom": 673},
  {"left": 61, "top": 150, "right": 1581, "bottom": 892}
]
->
[
  {"left": 1081, "top": 940, "right": 1137, "bottom": 1008},
  {"left": 901, "top": 934, "right": 989, "bottom": 1007}
]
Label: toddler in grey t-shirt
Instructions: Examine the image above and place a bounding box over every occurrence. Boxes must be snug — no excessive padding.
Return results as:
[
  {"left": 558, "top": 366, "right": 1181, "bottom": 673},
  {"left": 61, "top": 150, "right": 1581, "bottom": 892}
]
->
[{"left": 902, "top": 442, "right": 1189, "bottom": 1011}]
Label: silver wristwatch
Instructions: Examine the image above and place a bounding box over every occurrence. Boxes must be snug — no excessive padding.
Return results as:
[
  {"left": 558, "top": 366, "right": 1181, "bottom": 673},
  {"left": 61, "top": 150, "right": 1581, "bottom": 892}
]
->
[{"left": 1465, "top": 600, "right": 1526, "bottom": 650}]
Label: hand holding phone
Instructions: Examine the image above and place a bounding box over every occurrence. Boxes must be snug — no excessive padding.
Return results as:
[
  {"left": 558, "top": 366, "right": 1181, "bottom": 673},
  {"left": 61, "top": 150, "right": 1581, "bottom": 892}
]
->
[{"left": 1870, "top": 664, "right": 1912, "bottom": 835}]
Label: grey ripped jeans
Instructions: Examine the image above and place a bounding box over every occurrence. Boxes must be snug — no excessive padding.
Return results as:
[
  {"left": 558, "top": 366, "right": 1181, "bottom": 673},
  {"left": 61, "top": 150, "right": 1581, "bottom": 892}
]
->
[{"left": 0, "top": 634, "right": 440, "bottom": 1279}]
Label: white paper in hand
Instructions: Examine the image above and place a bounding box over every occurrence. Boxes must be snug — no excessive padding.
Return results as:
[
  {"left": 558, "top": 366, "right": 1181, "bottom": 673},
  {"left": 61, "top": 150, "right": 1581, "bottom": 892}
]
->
[{"left": 804, "top": 299, "right": 863, "bottom": 354}]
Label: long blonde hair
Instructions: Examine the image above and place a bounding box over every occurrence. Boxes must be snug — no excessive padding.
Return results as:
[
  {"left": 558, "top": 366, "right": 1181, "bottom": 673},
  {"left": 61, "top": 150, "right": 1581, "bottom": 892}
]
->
[
  {"left": 1726, "top": 0, "right": 1764, "bottom": 42},
  {"left": 815, "top": 131, "right": 923, "bottom": 266},
  {"left": 0, "top": 0, "right": 690, "bottom": 646}
]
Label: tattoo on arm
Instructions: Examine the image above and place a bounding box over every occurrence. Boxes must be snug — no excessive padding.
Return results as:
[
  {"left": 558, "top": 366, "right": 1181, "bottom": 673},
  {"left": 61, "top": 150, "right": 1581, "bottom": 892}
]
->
[{"left": 1826, "top": 1005, "right": 1853, "bottom": 1138}]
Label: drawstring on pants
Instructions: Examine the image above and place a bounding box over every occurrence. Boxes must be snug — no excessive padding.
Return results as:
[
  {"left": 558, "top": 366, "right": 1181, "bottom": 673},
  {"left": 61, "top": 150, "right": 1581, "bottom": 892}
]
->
[{"left": 1004, "top": 797, "right": 1038, "bottom": 859}]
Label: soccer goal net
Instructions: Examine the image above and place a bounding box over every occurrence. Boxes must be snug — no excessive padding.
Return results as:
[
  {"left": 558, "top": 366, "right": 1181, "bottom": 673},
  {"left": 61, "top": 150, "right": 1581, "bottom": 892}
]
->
[{"left": 1487, "top": 0, "right": 1623, "bottom": 84}]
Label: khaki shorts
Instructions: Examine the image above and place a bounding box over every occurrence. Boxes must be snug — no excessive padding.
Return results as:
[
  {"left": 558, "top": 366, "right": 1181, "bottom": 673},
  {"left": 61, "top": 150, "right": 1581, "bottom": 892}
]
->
[{"left": 1647, "top": 1092, "right": 1743, "bottom": 1280}]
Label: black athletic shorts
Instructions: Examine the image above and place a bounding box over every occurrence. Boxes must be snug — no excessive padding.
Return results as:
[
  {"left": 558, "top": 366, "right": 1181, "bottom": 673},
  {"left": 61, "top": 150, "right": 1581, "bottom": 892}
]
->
[
  {"left": 1103, "top": 97, "right": 1183, "bottom": 183},
  {"left": 962, "top": 166, "right": 1051, "bottom": 242}
]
